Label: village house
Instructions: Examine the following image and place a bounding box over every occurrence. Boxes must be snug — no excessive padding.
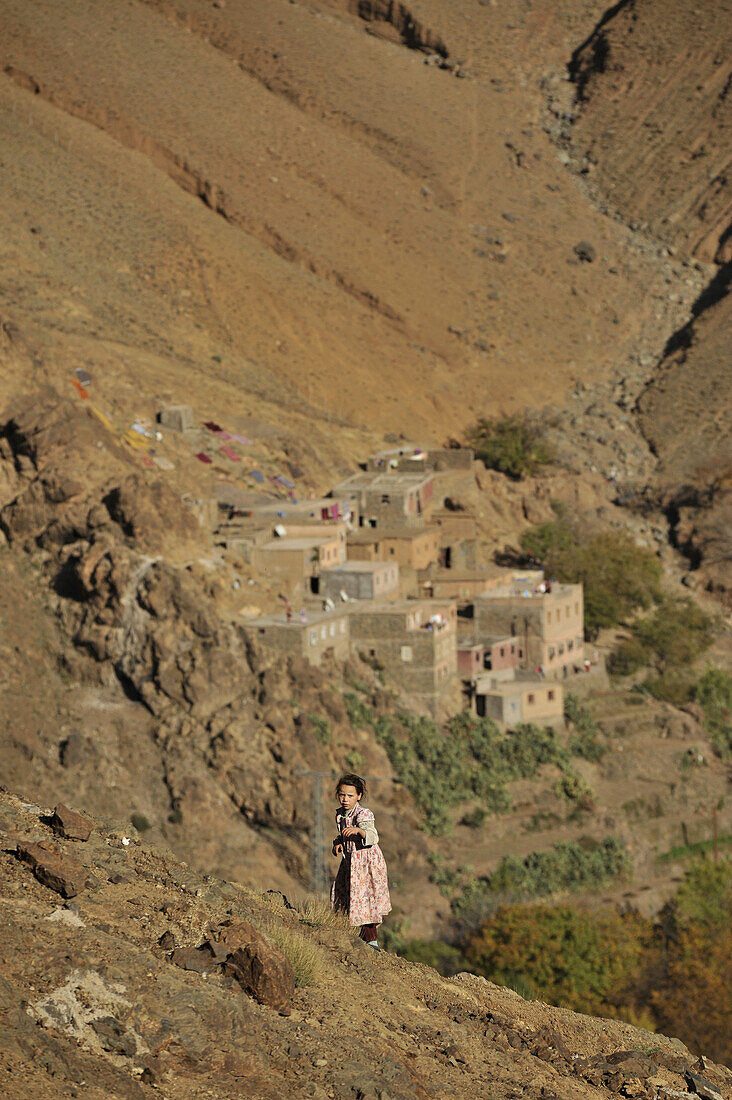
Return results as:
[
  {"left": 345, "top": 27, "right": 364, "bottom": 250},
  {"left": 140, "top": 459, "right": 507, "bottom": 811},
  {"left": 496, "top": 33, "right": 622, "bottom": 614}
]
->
[
  {"left": 250, "top": 534, "right": 346, "bottom": 594},
  {"left": 318, "top": 560, "right": 399, "bottom": 603},
  {"left": 346, "top": 527, "right": 440, "bottom": 571},
  {"left": 243, "top": 608, "right": 350, "bottom": 666},
  {"left": 457, "top": 634, "right": 522, "bottom": 680},
  {"left": 472, "top": 672, "right": 564, "bottom": 728},
  {"left": 333, "top": 469, "right": 434, "bottom": 528},
  {"left": 473, "top": 574, "right": 584, "bottom": 679},
  {"left": 349, "top": 600, "right": 459, "bottom": 718}
]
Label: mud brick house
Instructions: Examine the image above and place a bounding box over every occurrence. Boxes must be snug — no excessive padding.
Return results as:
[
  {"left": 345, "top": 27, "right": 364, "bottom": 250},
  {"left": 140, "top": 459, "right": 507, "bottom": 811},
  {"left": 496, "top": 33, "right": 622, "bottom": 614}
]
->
[
  {"left": 333, "top": 469, "right": 434, "bottom": 528},
  {"left": 457, "top": 634, "right": 522, "bottom": 679},
  {"left": 346, "top": 527, "right": 440, "bottom": 571},
  {"left": 472, "top": 673, "right": 564, "bottom": 728},
  {"left": 422, "top": 569, "right": 506, "bottom": 601},
  {"left": 349, "top": 600, "right": 459, "bottom": 717},
  {"left": 473, "top": 575, "right": 584, "bottom": 679},
  {"left": 243, "top": 609, "right": 350, "bottom": 666},
  {"left": 250, "top": 534, "right": 346, "bottom": 593},
  {"left": 427, "top": 447, "right": 475, "bottom": 471},
  {"left": 319, "top": 560, "right": 399, "bottom": 603}
]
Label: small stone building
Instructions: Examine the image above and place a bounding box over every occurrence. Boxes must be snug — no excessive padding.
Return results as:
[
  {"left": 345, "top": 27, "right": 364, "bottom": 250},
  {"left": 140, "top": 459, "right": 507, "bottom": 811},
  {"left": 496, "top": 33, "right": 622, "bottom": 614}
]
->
[
  {"left": 243, "top": 609, "right": 350, "bottom": 667},
  {"left": 333, "top": 470, "right": 434, "bottom": 528},
  {"left": 251, "top": 534, "right": 346, "bottom": 592},
  {"left": 472, "top": 673, "right": 564, "bottom": 728},
  {"left": 347, "top": 527, "right": 440, "bottom": 571},
  {"left": 319, "top": 560, "right": 399, "bottom": 603},
  {"left": 349, "top": 600, "right": 459, "bottom": 717},
  {"left": 457, "top": 634, "right": 521, "bottom": 679},
  {"left": 159, "top": 405, "right": 194, "bottom": 432},
  {"left": 473, "top": 575, "right": 584, "bottom": 679}
]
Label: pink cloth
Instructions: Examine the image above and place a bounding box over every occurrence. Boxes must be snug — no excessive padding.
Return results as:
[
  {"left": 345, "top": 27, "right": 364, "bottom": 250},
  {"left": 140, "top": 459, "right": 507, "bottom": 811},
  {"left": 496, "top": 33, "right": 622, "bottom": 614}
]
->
[
  {"left": 331, "top": 805, "right": 391, "bottom": 926},
  {"left": 230, "top": 433, "right": 253, "bottom": 445},
  {"left": 220, "top": 446, "right": 241, "bottom": 462}
]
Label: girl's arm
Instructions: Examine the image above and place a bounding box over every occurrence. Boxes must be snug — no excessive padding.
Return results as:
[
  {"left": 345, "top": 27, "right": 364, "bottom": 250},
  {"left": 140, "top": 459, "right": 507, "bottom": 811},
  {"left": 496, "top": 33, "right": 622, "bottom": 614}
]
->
[{"left": 345, "top": 809, "right": 378, "bottom": 847}]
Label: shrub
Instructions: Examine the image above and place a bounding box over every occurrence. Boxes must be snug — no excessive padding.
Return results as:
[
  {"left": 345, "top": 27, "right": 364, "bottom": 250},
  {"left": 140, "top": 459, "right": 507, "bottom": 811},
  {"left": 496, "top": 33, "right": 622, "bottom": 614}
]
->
[
  {"left": 343, "top": 692, "right": 375, "bottom": 729},
  {"left": 467, "top": 414, "right": 552, "bottom": 479},
  {"left": 450, "top": 837, "right": 630, "bottom": 926},
  {"left": 520, "top": 522, "right": 662, "bottom": 639},
  {"left": 309, "top": 714, "right": 332, "bottom": 746},
  {"left": 612, "top": 600, "right": 715, "bottom": 685},
  {"left": 263, "top": 924, "right": 327, "bottom": 987},
  {"left": 565, "top": 693, "right": 607, "bottom": 762},
  {"left": 464, "top": 903, "right": 650, "bottom": 1016},
  {"left": 131, "top": 812, "right": 151, "bottom": 833},
  {"left": 461, "top": 806, "right": 487, "bottom": 828},
  {"left": 694, "top": 666, "right": 732, "bottom": 758},
  {"left": 555, "top": 768, "right": 595, "bottom": 807}
]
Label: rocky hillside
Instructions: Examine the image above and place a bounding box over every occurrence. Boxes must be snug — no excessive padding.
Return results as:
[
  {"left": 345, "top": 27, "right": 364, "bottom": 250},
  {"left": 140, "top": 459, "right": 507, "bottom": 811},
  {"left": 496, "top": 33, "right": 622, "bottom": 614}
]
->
[{"left": 2, "top": 786, "right": 731, "bottom": 1100}]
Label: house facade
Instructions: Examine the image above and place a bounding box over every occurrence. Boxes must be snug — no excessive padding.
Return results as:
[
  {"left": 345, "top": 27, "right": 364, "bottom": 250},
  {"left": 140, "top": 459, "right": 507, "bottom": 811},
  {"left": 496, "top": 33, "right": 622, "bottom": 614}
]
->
[
  {"left": 319, "top": 560, "right": 399, "bottom": 603},
  {"left": 349, "top": 600, "right": 459, "bottom": 717},
  {"left": 472, "top": 673, "right": 564, "bottom": 728},
  {"left": 243, "top": 609, "right": 351, "bottom": 666}
]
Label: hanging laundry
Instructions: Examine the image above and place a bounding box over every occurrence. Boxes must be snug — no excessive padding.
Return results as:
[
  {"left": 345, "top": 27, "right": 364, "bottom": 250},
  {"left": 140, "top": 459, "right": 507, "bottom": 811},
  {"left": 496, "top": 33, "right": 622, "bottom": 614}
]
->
[
  {"left": 220, "top": 446, "right": 241, "bottom": 462},
  {"left": 230, "top": 433, "right": 253, "bottom": 445},
  {"left": 75, "top": 367, "right": 92, "bottom": 386},
  {"left": 203, "top": 421, "right": 223, "bottom": 433},
  {"left": 216, "top": 430, "right": 233, "bottom": 441},
  {"left": 250, "top": 469, "right": 265, "bottom": 483},
  {"left": 195, "top": 452, "right": 213, "bottom": 464},
  {"left": 275, "top": 475, "right": 295, "bottom": 489},
  {"left": 89, "top": 406, "right": 112, "bottom": 431},
  {"left": 70, "top": 378, "right": 90, "bottom": 399}
]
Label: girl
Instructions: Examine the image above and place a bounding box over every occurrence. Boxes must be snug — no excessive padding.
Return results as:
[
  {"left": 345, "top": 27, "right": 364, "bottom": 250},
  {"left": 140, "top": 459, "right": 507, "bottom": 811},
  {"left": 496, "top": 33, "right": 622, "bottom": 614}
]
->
[{"left": 331, "top": 773, "right": 391, "bottom": 948}]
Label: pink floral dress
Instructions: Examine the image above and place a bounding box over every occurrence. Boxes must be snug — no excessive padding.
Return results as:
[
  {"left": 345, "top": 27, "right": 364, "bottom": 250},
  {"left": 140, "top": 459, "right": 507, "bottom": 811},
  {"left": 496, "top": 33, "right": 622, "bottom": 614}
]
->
[{"left": 330, "top": 804, "right": 391, "bottom": 926}]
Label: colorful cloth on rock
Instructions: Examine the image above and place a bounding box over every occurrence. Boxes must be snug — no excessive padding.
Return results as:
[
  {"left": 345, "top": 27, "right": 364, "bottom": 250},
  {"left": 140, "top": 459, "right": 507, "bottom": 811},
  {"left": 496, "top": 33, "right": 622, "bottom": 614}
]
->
[{"left": 330, "top": 805, "right": 391, "bottom": 926}]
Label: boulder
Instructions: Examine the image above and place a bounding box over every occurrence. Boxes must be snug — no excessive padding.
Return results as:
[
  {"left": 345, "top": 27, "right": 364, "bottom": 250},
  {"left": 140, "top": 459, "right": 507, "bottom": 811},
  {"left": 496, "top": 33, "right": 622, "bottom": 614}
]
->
[
  {"left": 158, "top": 405, "right": 194, "bottom": 432},
  {"left": 16, "top": 839, "right": 87, "bottom": 898},
  {"left": 217, "top": 921, "right": 295, "bottom": 1011},
  {"left": 48, "top": 803, "right": 94, "bottom": 841}
]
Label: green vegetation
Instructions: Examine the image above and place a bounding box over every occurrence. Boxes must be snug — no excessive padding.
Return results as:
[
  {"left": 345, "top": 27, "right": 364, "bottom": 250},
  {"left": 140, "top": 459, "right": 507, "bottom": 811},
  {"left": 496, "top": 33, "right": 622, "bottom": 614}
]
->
[
  {"left": 564, "top": 693, "right": 607, "bottom": 762},
  {"left": 466, "top": 414, "right": 552, "bottom": 479},
  {"left": 399, "top": 938, "right": 465, "bottom": 976},
  {"left": 520, "top": 517, "right": 662, "bottom": 638},
  {"left": 464, "top": 904, "right": 648, "bottom": 1016},
  {"left": 372, "top": 711, "right": 575, "bottom": 835},
  {"left": 694, "top": 666, "right": 732, "bottom": 758},
  {"left": 130, "top": 812, "right": 151, "bottom": 833},
  {"left": 657, "top": 835, "right": 732, "bottom": 863},
  {"left": 309, "top": 714, "right": 332, "bottom": 746},
  {"left": 344, "top": 699, "right": 605, "bottom": 836},
  {"left": 611, "top": 599, "right": 714, "bottom": 681}
]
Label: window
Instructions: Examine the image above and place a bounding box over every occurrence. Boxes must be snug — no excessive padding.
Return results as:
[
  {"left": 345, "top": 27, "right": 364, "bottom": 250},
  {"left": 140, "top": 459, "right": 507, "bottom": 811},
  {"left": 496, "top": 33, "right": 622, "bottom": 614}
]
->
[
  {"left": 528, "top": 693, "right": 535, "bottom": 704},
  {"left": 320, "top": 626, "right": 327, "bottom": 640},
  {"left": 381, "top": 494, "right": 390, "bottom": 504},
  {"left": 389, "top": 547, "right": 395, "bottom": 555},
  {"left": 548, "top": 690, "right": 555, "bottom": 701},
  {"left": 499, "top": 647, "right": 505, "bottom": 658},
  {"left": 518, "top": 649, "right": 523, "bottom": 659},
  {"left": 401, "top": 646, "right": 413, "bottom": 662},
  {"left": 310, "top": 630, "right": 317, "bottom": 646},
  {"left": 568, "top": 639, "right": 574, "bottom": 651},
  {"left": 339, "top": 621, "right": 346, "bottom": 634},
  {"left": 510, "top": 645, "right": 515, "bottom": 654},
  {"left": 329, "top": 623, "right": 335, "bottom": 637},
  {"left": 549, "top": 646, "right": 555, "bottom": 659},
  {"left": 547, "top": 611, "right": 552, "bottom": 624}
]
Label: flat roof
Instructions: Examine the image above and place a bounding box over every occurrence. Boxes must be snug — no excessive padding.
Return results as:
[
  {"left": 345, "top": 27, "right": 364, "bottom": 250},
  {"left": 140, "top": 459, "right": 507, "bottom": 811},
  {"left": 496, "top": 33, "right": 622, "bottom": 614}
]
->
[
  {"left": 322, "top": 560, "right": 396, "bottom": 574},
  {"left": 474, "top": 673, "right": 551, "bottom": 696},
  {"left": 347, "top": 526, "right": 439, "bottom": 543},
  {"left": 476, "top": 581, "right": 579, "bottom": 601},
  {"left": 260, "top": 536, "right": 338, "bottom": 551},
  {"left": 243, "top": 609, "right": 349, "bottom": 628},
  {"left": 349, "top": 599, "right": 454, "bottom": 615},
  {"left": 334, "top": 471, "right": 433, "bottom": 492}
]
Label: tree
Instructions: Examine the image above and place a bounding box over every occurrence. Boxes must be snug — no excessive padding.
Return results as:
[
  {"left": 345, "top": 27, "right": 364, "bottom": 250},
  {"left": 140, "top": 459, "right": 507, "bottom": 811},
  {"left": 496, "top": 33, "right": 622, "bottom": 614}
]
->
[{"left": 467, "top": 415, "right": 552, "bottom": 479}]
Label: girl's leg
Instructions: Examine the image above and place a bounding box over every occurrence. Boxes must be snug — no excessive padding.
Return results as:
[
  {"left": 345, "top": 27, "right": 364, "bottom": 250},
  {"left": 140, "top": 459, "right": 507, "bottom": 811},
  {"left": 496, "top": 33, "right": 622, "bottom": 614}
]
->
[{"left": 359, "top": 923, "right": 378, "bottom": 947}]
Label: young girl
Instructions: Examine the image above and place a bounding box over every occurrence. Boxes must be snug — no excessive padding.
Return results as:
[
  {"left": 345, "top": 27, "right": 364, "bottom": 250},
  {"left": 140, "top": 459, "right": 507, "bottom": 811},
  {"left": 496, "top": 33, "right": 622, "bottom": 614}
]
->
[{"left": 331, "top": 773, "right": 391, "bottom": 948}]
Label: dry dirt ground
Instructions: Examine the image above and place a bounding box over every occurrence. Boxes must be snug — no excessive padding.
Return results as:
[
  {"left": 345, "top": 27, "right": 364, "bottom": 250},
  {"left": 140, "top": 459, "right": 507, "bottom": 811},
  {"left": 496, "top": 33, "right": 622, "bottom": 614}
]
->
[{"left": 2, "top": 787, "right": 731, "bottom": 1100}]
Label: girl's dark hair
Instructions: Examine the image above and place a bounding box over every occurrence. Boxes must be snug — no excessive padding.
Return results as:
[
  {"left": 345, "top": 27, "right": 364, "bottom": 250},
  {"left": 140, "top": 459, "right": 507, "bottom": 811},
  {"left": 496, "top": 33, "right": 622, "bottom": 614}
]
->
[{"left": 335, "top": 773, "right": 366, "bottom": 798}]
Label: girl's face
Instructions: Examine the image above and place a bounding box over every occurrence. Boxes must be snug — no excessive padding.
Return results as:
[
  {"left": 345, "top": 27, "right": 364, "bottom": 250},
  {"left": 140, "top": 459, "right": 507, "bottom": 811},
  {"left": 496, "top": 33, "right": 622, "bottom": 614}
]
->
[{"left": 337, "top": 785, "right": 362, "bottom": 812}]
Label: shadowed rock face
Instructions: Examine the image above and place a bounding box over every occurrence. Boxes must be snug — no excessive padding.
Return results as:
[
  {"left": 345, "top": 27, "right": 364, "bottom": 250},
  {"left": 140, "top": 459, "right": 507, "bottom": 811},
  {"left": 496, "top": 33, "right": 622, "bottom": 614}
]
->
[{"left": 2, "top": 787, "right": 731, "bottom": 1100}]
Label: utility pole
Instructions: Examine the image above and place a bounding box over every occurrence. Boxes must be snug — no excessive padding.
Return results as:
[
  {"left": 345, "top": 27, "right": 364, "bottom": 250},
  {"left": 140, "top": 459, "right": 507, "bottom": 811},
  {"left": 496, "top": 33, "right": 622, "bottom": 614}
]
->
[{"left": 295, "top": 769, "right": 399, "bottom": 895}]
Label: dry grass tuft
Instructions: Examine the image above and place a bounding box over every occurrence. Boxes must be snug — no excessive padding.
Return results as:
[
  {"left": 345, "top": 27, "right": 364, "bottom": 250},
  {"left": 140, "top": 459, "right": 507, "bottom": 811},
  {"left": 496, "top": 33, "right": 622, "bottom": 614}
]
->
[
  {"left": 263, "top": 923, "right": 327, "bottom": 987},
  {"left": 296, "top": 895, "right": 360, "bottom": 937}
]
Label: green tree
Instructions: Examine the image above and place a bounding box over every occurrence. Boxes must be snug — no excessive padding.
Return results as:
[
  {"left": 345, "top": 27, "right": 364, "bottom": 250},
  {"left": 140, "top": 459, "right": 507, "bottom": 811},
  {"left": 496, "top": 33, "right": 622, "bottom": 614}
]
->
[
  {"left": 467, "top": 415, "right": 552, "bottom": 479},
  {"left": 694, "top": 666, "right": 732, "bottom": 758},
  {"left": 465, "top": 904, "right": 649, "bottom": 1015}
]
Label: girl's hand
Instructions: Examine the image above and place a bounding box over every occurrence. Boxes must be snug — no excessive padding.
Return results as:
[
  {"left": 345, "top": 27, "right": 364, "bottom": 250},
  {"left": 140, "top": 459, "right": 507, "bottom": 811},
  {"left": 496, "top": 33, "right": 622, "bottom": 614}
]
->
[
  {"left": 342, "top": 826, "right": 365, "bottom": 838},
  {"left": 333, "top": 842, "right": 343, "bottom": 857}
]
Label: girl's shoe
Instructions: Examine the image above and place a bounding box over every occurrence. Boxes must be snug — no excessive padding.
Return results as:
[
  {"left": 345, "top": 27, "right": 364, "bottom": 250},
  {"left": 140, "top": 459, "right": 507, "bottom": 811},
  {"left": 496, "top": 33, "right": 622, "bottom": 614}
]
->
[{"left": 367, "top": 940, "right": 380, "bottom": 950}]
